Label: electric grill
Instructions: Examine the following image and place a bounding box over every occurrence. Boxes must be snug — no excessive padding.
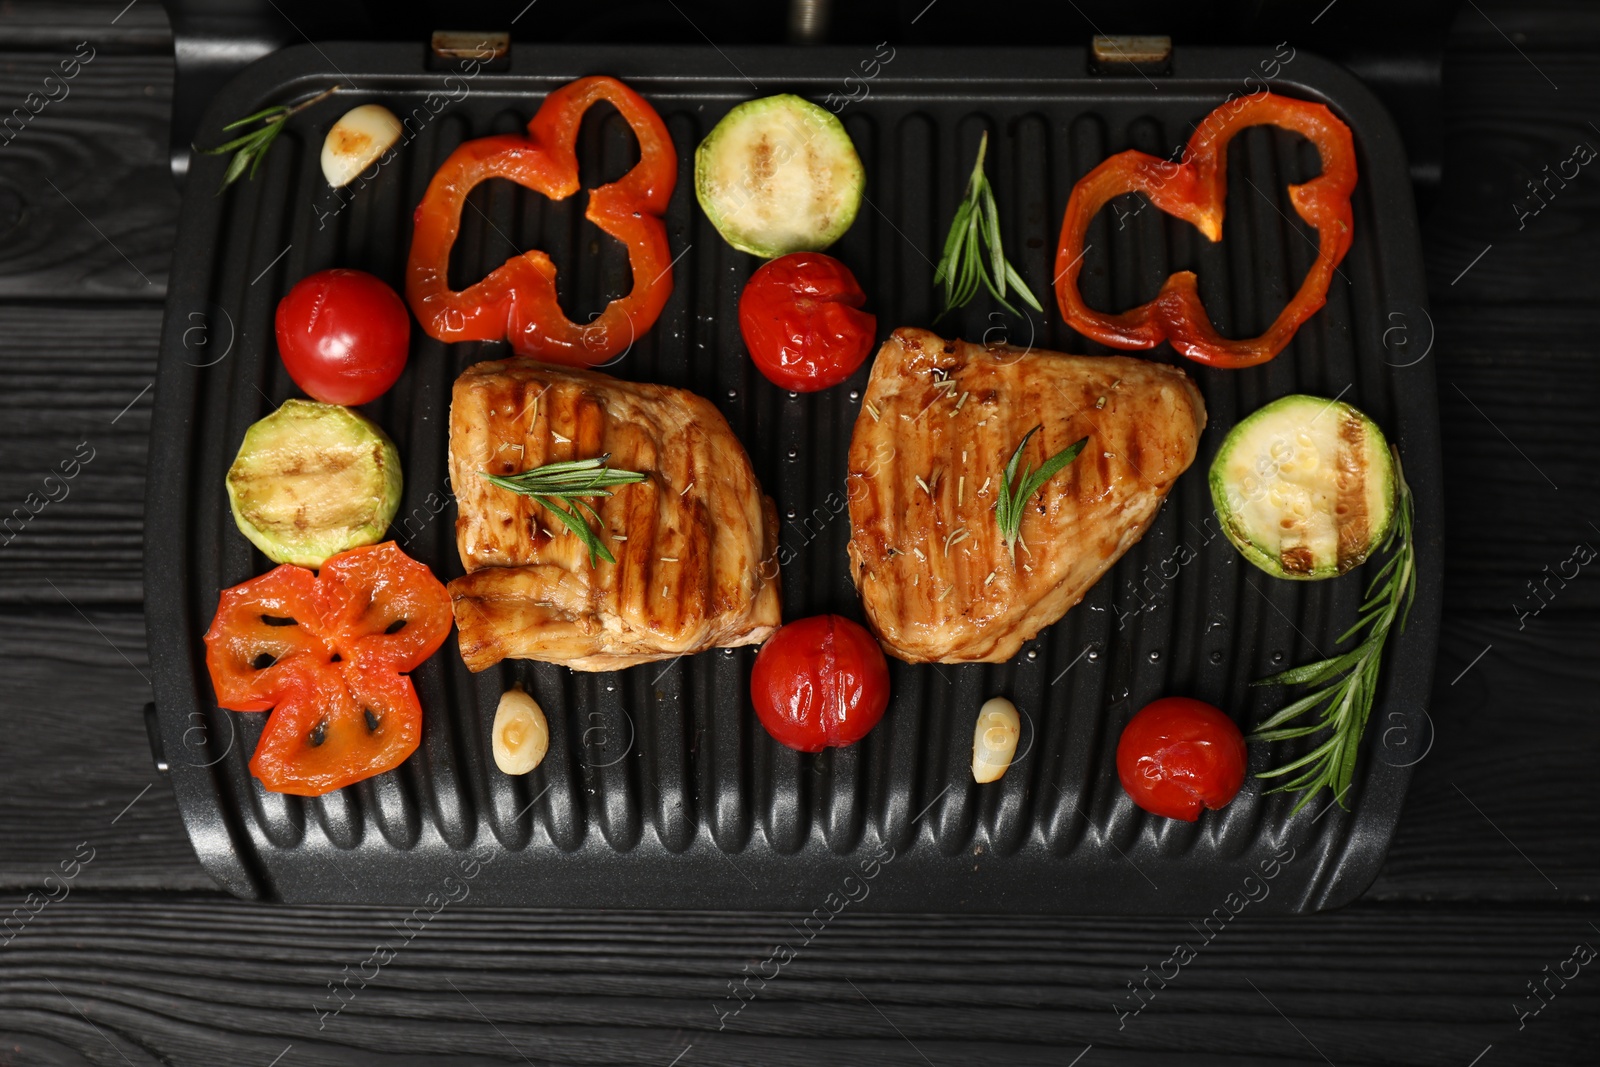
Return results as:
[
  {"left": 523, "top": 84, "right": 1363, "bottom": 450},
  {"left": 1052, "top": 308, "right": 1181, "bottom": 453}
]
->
[{"left": 143, "top": 32, "right": 1441, "bottom": 910}]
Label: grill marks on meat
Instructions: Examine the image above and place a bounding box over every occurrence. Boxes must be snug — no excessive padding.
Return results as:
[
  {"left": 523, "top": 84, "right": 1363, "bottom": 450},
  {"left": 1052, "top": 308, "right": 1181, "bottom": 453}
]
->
[
  {"left": 448, "top": 359, "right": 781, "bottom": 671},
  {"left": 846, "top": 328, "right": 1206, "bottom": 663}
]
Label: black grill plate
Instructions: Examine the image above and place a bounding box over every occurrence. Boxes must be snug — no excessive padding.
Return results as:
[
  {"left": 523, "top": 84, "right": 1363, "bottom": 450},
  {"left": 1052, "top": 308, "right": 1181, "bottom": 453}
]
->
[{"left": 146, "top": 43, "right": 1440, "bottom": 911}]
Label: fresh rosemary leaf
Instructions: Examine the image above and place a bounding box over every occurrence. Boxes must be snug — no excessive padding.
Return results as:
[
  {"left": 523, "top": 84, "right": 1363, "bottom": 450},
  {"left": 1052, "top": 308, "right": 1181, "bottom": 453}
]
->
[
  {"left": 1254, "top": 735, "right": 1341, "bottom": 780},
  {"left": 1248, "top": 721, "right": 1338, "bottom": 745},
  {"left": 1255, "top": 644, "right": 1367, "bottom": 689},
  {"left": 479, "top": 454, "right": 647, "bottom": 567},
  {"left": 932, "top": 131, "right": 1043, "bottom": 319},
  {"left": 220, "top": 150, "right": 252, "bottom": 191},
  {"left": 984, "top": 183, "right": 1004, "bottom": 291},
  {"left": 223, "top": 104, "right": 297, "bottom": 130},
  {"left": 1247, "top": 451, "right": 1417, "bottom": 814},
  {"left": 535, "top": 494, "right": 618, "bottom": 566},
  {"left": 993, "top": 426, "right": 1088, "bottom": 556},
  {"left": 1250, "top": 685, "right": 1339, "bottom": 734},
  {"left": 936, "top": 201, "right": 973, "bottom": 282},
  {"left": 1001, "top": 260, "right": 1034, "bottom": 303}
]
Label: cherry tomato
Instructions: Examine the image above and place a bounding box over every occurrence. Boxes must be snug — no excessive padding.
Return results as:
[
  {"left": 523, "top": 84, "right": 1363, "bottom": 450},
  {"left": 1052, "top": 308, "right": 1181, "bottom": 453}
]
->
[
  {"left": 275, "top": 269, "right": 410, "bottom": 405},
  {"left": 1116, "top": 697, "right": 1247, "bottom": 821},
  {"left": 750, "top": 614, "right": 890, "bottom": 752},
  {"left": 738, "top": 253, "right": 876, "bottom": 392}
]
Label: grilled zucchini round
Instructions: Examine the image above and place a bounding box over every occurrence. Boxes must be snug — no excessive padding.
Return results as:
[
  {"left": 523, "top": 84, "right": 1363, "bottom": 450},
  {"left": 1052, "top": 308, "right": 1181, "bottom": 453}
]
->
[
  {"left": 694, "top": 94, "right": 864, "bottom": 258},
  {"left": 226, "top": 399, "right": 402, "bottom": 567},
  {"left": 1210, "top": 394, "right": 1396, "bottom": 580}
]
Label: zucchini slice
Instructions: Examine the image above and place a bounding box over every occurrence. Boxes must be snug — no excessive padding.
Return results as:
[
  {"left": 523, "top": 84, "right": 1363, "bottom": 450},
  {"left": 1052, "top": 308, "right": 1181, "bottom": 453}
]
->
[
  {"left": 1210, "top": 394, "right": 1396, "bottom": 580},
  {"left": 226, "top": 399, "right": 402, "bottom": 567},
  {"left": 695, "top": 94, "right": 865, "bottom": 257}
]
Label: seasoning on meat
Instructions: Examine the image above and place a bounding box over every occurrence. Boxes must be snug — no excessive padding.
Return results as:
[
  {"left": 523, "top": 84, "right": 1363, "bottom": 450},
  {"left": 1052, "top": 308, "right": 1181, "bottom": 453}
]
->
[
  {"left": 846, "top": 328, "right": 1206, "bottom": 663},
  {"left": 448, "top": 359, "right": 782, "bottom": 671}
]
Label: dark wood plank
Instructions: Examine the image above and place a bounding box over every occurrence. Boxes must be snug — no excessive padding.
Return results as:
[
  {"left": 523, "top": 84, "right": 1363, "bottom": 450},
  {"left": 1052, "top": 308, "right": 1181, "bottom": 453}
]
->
[
  {"left": 0, "top": 606, "right": 208, "bottom": 891},
  {"left": 1433, "top": 305, "right": 1600, "bottom": 613},
  {"left": 1367, "top": 612, "right": 1600, "bottom": 900},
  {"left": 0, "top": 304, "right": 156, "bottom": 605},
  {"left": 1424, "top": 49, "right": 1600, "bottom": 304},
  {"left": 0, "top": 1, "right": 171, "bottom": 52},
  {"left": 0, "top": 897, "right": 1595, "bottom": 1065},
  {"left": 0, "top": 51, "right": 176, "bottom": 299}
]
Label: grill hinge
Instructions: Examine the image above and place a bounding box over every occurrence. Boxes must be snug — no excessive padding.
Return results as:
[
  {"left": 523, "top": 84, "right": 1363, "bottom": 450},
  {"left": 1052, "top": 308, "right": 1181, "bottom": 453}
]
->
[
  {"left": 429, "top": 30, "right": 511, "bottom": 71},
  {"left": 1089, "top": 35, "right": 1173, "bottom": 77}
]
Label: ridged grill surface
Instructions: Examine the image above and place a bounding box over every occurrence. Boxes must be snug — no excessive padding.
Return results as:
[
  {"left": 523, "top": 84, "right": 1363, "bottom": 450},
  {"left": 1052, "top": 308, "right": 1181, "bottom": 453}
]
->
[{"left": 146, "top": 44, "right": 1440, "bottom": 911}]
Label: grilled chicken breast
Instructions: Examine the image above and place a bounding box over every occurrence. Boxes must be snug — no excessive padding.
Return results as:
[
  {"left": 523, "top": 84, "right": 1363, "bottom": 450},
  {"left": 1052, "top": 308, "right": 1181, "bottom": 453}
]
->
[
  {"left": 448, "top": 359, "right": 781, "bottom": 672},
  {"left": 846, "top": 328, "right": 1205, "bottom": 663}
]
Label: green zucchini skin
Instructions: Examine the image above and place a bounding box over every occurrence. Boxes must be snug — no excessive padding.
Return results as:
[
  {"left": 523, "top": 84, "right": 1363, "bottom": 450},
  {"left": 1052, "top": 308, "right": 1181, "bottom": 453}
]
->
[
  {"left": 1209, "top": 394, "right": 1396, "bottom": 581},
  {"left": 225, "top": 399, "right": 402, "bottom": 567},
  {"left": 694, "top": 94, "right": 865, "bottom": 258}
]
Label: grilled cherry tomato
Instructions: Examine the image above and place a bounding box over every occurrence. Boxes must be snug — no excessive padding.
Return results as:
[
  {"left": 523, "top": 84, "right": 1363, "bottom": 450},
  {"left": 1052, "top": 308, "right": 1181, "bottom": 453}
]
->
[
  {"left": 1116, "top": 697, "right": 1247, "bottom": 821},
  {"left": 204, "top": 542, "right": 451, "bottom": 796},
  {"left": 750, "top": 614, "right": 890, "bottom": 752},
  {"left": 738, "top": 253, "right": 876, "bottom": 392},
  {"left": 275, "top": 269, "right": 410, "bottom": 405}
]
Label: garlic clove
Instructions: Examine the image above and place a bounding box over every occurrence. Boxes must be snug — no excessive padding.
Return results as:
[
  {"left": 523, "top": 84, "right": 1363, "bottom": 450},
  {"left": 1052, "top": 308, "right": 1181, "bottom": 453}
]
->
[
  {"left": 321, "top": 104, "right": 402, "bottom": 188},
  {"left": 971, "top": 696, "right": 1021, "bottom": 783},
  {"left": 492, "top": 688, "right": 549, "bottom": 776}
]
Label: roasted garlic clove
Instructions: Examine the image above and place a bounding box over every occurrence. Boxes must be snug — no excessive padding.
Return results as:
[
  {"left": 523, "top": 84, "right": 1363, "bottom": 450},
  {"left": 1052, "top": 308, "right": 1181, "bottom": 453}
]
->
[
  {"left": 321, "top": 104, "right": 401, "bottom": 188},
  {"left": 972, "top": 696, "right": 1021, "bottom": 783},
  {"left": 492, "top": 688, "right": 549, "bottom": 775}
]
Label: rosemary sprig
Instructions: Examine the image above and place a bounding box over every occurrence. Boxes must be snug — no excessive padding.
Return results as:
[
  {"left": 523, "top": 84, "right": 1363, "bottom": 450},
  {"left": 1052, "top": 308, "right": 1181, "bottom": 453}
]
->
[
  {"left": 1249, "top": 450, "right": 1418, "bottom": 814},
  {"left": 196, "top": 85, "right": 340, "bottom": 193},
  {"left": 993, "top": 426, "right": 1088, "bottom": 557},
  {"left": 933, "top": 131, "right": 1044, "bottom": 319},
  {"left": 479, "top": 455, "right": 647, "bottom": 567}
]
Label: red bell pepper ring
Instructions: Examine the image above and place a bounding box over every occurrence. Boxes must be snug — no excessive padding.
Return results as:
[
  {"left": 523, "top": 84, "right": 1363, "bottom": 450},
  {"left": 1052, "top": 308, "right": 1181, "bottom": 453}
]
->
[
  {"left": 203, "top": 542, "right": 452, "bottom": 796},
  {"left": 406, "top": 75, "right": 677, "bottom": 365},
  {"left": 1054, "top": 92, "right": 1357, "bottom": 369}
]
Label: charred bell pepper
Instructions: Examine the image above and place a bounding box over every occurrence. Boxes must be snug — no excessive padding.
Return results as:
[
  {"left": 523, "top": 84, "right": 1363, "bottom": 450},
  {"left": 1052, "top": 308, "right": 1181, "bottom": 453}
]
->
[
  {"left": 203, "top": 542, "right": 452, "bottom": 796},
  {"left": 406, "top": 75, "right": 677, "bottom": 365},
  {"left": 1054, "top": 92, "right": 1357, "bottom": 369}
]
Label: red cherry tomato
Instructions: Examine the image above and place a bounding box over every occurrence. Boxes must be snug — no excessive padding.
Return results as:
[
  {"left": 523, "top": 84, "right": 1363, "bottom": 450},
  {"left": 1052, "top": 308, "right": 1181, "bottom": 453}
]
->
[
  {"left": 1116, "top": 697, "right": 1247, "bottom": 821},
  {"left": 750, "top": 614, "right": 890, "bottom": 752},
  {"left": 738, "top": 253, "right": 876, "bottom": 392},
  {"left": 275, "top": 269, "right": 410, "bottom": 405}
]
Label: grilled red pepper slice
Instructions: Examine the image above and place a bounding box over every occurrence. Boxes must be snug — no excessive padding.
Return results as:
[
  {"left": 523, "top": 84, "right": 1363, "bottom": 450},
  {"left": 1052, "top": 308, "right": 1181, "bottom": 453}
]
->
[
  {"left": 203, "top": 542, "right": 451, "bottom": 796},
  {"left": 1054, "top": 92, "right": 1357, "bottom": 369},
  {"left": 406, "top": 75, "right": 677, "bottom": 365}
]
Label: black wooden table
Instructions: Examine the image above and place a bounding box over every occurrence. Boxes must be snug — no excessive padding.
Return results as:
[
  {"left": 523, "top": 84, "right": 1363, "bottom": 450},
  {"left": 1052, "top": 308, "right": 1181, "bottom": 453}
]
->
[{"left": 1, "top": 2, "right": 1596, "bottom": 1064}]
